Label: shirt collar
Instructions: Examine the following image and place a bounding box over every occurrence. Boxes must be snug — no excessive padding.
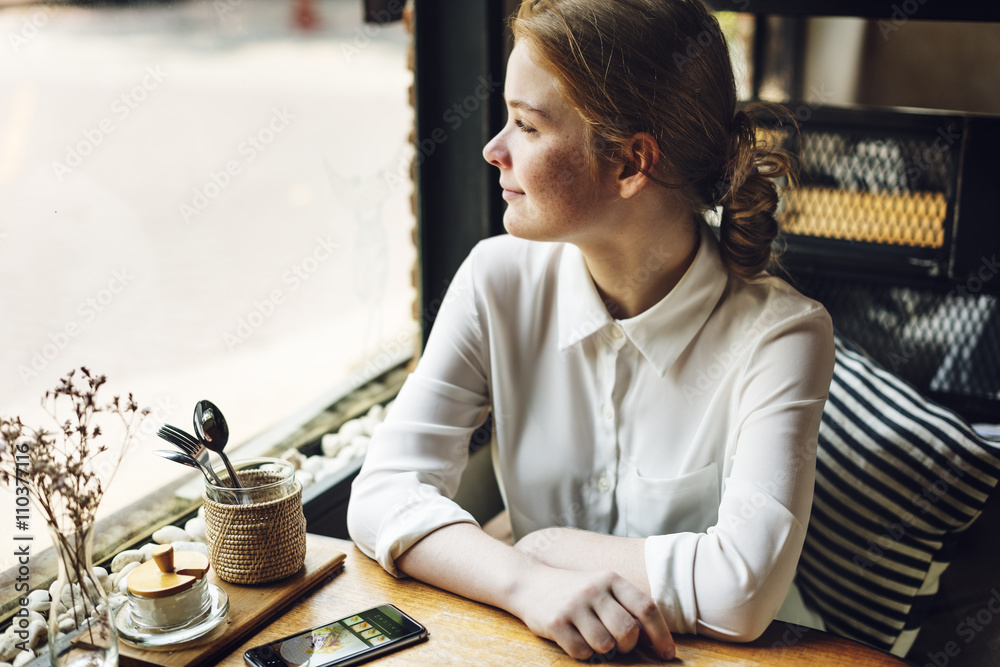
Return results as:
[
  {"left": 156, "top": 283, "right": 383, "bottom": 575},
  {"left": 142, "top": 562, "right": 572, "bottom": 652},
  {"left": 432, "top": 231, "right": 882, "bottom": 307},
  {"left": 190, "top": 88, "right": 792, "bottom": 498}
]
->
[{"left": 557, "top": 220, "right": 729, "bottom": 376}]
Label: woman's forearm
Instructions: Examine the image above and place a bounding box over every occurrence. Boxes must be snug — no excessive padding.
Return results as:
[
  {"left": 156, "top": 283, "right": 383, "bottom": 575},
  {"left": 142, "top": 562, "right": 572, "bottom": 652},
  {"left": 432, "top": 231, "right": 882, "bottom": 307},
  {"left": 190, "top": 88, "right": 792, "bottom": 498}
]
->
[
  {"left": 515, "top": 527, "right": 651, "bottom": 594},
  {"left": 394, "top": 522, "right": 541, "bottom": 613},
  {"left": 396, "top": 522, "right": 675, "bottom": 661}
]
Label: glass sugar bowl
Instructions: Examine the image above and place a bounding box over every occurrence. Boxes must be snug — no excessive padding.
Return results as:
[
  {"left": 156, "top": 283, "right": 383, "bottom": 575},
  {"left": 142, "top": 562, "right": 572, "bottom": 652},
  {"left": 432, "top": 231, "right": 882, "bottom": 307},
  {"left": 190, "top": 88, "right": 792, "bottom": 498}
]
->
[{"left": 115, "top": 544, "right": 229, "bottom": 647}]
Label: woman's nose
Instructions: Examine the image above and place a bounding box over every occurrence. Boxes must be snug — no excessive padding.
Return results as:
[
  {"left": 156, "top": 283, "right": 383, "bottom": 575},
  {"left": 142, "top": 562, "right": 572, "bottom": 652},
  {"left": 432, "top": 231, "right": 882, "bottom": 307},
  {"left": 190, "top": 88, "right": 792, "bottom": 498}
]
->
[{"left": 482, "top": 130, "right": 509, "bottom": 168}]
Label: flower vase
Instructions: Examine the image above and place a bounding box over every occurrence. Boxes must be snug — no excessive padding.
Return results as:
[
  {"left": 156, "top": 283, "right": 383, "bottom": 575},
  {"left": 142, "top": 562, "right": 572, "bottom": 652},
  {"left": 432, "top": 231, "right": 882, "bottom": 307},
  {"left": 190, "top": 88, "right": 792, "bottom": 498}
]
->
[{"left": 46, "top": 524, "right": 118, "bottom": 667}]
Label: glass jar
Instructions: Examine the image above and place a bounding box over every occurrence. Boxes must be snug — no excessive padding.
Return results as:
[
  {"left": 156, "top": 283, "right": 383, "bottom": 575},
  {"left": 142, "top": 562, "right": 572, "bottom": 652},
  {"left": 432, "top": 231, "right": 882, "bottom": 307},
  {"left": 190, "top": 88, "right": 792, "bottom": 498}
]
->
[
  {"left": 204, "top": 457, "right": 295, "bottom": 505},
  {"left": 47, "top": 523, "right": 118, "bottom": 667},
  {"left": 126, "top": 575, "right": 211, "bottom": 630},
  {"left": 115, "top": 546, "right": 228, "bottom": 648}
]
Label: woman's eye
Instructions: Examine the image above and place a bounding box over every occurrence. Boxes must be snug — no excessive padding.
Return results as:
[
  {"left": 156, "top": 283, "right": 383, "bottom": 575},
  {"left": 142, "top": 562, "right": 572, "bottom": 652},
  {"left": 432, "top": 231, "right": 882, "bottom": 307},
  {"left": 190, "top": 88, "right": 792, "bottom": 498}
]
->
[{"left": 514, "top": 119, "right": 537, "bottom": 134}]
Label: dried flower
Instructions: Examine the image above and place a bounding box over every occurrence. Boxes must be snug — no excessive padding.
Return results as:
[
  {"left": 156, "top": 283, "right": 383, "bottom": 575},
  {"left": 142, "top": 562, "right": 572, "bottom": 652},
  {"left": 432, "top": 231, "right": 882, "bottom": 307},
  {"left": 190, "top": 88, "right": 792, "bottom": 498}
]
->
[
  {"left": 0, "top": 367, "right": 149, "bottom": 534},
  {"left": 0, "top": 368, "right": 149, "bottom": 646}
]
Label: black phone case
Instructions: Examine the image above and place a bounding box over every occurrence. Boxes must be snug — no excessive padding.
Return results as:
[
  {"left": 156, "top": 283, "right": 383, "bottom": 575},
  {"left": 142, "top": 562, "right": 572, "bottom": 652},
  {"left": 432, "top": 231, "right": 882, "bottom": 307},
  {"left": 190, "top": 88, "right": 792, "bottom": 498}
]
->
[{"left": 243, "top": 604, "right": 427, "bottom": 667}]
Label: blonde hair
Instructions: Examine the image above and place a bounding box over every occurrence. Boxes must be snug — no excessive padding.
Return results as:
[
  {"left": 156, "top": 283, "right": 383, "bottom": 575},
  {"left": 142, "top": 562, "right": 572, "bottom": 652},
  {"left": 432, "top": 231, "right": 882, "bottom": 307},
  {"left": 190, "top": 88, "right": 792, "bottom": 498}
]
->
[{"left": 513, "top": 0, "right": 794, "bottom": 279}]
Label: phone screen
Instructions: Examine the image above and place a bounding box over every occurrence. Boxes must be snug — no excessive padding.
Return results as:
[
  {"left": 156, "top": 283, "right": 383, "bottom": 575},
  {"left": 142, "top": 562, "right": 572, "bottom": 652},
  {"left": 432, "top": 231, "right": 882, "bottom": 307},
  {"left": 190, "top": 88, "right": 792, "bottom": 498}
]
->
[{"left": 244, "top": 604, "right": 427, "bottom": 667}]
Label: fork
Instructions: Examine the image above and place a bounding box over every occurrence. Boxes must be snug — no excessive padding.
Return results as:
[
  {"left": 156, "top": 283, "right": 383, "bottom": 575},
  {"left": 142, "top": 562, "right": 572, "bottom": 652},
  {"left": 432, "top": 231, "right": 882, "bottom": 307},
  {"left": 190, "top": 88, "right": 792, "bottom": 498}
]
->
[
  {"left": 156, "top": 425, "right": 227, "bottom": 487},
  {"left": 159, "top": 423, "right": 200, "bottom": 448}
]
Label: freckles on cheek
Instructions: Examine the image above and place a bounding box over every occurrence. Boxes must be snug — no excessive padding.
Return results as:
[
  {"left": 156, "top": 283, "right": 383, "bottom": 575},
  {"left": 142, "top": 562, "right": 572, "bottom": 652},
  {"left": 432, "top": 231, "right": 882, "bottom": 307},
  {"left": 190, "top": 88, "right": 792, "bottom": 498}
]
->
[{"left": 537, "top": 148, "right": 591, "bottom": 201}]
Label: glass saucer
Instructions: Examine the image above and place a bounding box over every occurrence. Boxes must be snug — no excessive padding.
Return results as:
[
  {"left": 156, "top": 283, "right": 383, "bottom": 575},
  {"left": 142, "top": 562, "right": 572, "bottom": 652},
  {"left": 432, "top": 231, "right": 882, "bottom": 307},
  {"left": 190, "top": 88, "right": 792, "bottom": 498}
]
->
[{"left": 116, "top": 583, "right": 229, "bottom": 647}]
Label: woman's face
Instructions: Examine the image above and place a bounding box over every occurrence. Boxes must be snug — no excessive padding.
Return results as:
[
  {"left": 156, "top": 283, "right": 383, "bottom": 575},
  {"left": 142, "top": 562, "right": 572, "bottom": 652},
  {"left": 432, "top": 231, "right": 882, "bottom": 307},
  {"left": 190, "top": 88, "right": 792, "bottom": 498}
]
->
[{"left": 483, "top": 43, "right": 618, "bottom": 244}]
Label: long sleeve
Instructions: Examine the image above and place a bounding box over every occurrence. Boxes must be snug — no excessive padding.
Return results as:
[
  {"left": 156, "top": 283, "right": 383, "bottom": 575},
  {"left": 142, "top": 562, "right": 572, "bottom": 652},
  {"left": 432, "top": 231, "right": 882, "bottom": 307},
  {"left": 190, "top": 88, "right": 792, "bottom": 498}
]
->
[
  {"left": 347, "top": 252, "right": 492, "bottom": 576},
  {"left": 349, "top": 230, "right": 836, "bottom": 639},
  {"left": 645, "top": 304, "right": 835, "bottom": 640}
]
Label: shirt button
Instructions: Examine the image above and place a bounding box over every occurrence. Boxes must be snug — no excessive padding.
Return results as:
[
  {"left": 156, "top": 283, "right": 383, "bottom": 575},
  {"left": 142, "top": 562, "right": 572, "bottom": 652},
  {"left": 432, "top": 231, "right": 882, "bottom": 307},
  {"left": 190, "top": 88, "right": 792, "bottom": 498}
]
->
[
  {"left": 597, "top": 475, "right": 613, "bottom": 492},
  {"left": 601, "top": 404, "right": 614, "bottom": 421},
  {"left": 610, "top": 327, "right": 623, "bottom": 339}
]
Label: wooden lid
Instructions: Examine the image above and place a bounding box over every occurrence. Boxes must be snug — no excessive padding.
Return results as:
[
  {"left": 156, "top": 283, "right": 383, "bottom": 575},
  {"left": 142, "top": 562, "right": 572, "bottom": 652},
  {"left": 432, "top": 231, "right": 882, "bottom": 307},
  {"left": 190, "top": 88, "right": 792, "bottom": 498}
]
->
[{"left": 127, "top": 545, "right": 211, "bottom": 599}]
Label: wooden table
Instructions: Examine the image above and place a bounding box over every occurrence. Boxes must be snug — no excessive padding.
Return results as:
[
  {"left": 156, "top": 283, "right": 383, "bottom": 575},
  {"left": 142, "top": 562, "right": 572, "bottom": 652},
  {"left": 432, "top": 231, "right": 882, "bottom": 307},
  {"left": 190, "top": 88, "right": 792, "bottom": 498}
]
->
[{"left": 210, "top": 534, "right": 905, "bottom": 666}]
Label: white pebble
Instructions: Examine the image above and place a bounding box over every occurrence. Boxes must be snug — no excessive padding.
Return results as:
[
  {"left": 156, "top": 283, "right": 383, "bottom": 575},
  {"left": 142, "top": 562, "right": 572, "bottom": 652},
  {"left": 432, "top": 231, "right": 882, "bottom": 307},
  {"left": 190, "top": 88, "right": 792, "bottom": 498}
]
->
[
  {"left": 91, "top": 567, "right": 109, "bottom": 591},
  {"left": 153, "top": 525, "right": 193, "bottom": 544},
  {"left": 338, "top": 418, "right": 364, "bottom": 440},
  {"left": 111, "top": 549, "right": 144, "bottom": 573},
  {"left": 281, "top": 448, "right": 306, "bottom": 469},
  {"left": 58, "top": 617, "right": 76, "bottom": 632},
  {"left": 184, "top": 517, "right": 207, "bottom": 542},
  {"left": 326, "top": 450, "right": 351, "bottom": 468},
  {"left": 117, "top": 576, "right": 131, "bottom": 595},
  {"left": 313, "top": 465, "right": 338, "bottom": 485},
  {"left": 337, "top": 447, "right": 358, "bottom": 466},
  {"left": 384, "top": 400, "right": 395, "bottom": 415},
  {"left": 49, "top": 598, "right": 66, "bottom": 619},
  {"left": 58, "top": 583, "right": 81, "bottom": 608},
  {"left": 118, "top": 559, "right": 142, "bottom": 579},
  {"left": 321, "top": 432, "right": 345, "bottom": 458},
  {"left": 297, "top": 471, "right": 315, "bottom": 489},
  {"left": 26, "top": 590, "right": 49, "bottom": 614},
  {"left": 197, "top": 505, "right": 206, "bottom": 518},
  {"left": 12, "top": 650, "right": 34, "bottom": 667},
  {"left": 140, "top": 542, "right": 158, "bottom": 561},
  {"left": 172, "top": 541, "right": 209, "bottom": 557},
  {"left": 366, "top": 403, "right": 385, "bottom": 422},
  {"left": 326, "top": 451, "right": 350, "bottom": 472},
  {"left": 0, "top": 634, "right": 17, "bottom": 661},
  {"left": 360, "top": 414, "right": 380, "bottom": 436},
  {"left": 302, "top": 455, "right": 325, "bottom": 474},
  {"left": 26, "top": 611, "right": 43, "bottom": 627},
  {"left": 26, "top": 620, "right": 46, "bottom": 650},
  {"left": 349, "top": 435, "right": 371, "bottom": 458},
  {"left": 112, "top": 561, "right": 141, "bottom": 591}
]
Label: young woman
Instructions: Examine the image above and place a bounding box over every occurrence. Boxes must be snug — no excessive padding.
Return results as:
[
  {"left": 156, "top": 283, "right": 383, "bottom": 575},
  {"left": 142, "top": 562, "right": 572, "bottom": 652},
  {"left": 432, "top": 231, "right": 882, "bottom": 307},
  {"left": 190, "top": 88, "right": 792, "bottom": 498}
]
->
[{"left": 348, "top": 0, "right": 834, "bottom": 660}]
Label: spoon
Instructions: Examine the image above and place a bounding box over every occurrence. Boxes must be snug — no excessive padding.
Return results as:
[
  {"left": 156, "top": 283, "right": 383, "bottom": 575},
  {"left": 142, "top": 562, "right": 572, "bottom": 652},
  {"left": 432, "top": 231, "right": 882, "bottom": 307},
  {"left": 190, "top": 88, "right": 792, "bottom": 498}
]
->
[
  {"left": 155, "top": 426, "right": 227, "bottom": 487},
  {"left": 194, "top": 400, "right": 243, "bottom": 490}
]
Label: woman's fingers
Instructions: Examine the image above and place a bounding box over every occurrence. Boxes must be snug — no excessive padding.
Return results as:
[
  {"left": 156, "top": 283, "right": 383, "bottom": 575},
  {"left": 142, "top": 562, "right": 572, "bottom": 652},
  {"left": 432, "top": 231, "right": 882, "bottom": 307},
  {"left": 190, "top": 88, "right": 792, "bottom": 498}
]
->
[
  {"left": 610, "top": 575, "right": 676, "bottom": 660},
  {"left": 555, "top": 609, "right": 617, "bottom": 659},
  {"left": 591, "top": 588, "right": 642, "bottom": 653},
  {"left": 512, "top": 565, "right": 674, "bottom": 661},
  {"left": 560, "top": 572, "right": 672, "bottom": 660}
]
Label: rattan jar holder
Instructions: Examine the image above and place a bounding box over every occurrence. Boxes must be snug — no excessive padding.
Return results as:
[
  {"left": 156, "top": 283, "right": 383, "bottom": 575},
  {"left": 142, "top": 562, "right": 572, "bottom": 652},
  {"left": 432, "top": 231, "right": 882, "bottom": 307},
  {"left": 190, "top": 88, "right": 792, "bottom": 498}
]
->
[{"left": 203, "top": 470, "right": 306, "bottom": 585}]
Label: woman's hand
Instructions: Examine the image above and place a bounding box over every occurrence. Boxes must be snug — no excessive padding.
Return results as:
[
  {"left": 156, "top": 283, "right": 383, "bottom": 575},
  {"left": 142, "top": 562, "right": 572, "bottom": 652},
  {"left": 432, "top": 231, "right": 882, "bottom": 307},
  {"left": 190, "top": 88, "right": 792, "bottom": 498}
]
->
[
  {"left": 395, "top": 523, "right": 673, "bottom": 660},
  {"left": 508, "top": 562, "right": 675, "bottom": 661}
]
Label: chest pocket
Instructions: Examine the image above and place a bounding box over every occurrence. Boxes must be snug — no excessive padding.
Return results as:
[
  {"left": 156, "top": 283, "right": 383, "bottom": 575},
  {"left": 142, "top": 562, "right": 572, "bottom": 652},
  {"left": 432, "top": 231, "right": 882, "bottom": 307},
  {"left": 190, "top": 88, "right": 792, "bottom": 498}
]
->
[{"left": 625, "top": 463, "right": 720, "bottom": 537}]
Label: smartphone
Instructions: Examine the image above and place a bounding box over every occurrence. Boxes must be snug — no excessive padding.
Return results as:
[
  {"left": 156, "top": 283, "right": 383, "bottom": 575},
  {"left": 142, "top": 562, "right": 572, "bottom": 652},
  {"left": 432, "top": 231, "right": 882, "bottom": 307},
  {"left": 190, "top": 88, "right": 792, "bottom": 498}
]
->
[{"left": 244, "top": 604, "right": 428, "bottom": 667}]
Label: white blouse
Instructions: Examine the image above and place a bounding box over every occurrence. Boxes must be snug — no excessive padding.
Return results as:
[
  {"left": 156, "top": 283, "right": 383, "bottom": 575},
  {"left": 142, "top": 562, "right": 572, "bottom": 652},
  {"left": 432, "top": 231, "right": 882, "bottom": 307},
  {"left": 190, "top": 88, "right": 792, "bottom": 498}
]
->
[{"left": 348, "top": 222, "right": 834, "bottom": 639}]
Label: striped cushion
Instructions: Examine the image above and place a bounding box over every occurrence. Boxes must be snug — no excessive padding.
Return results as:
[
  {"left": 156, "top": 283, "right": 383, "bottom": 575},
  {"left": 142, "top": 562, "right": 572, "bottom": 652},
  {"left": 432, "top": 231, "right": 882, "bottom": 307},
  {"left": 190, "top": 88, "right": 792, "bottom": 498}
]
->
[{"left": 796, "top": 333, "right": 1000, "bottom": 657}]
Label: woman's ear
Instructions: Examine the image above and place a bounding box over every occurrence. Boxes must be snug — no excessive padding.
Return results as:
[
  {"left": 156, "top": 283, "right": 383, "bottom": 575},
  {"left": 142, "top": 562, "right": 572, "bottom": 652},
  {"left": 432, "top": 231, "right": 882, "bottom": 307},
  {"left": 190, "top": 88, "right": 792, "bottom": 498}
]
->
[{"left": 617, "top": 132, "right": 659, "bottom": 199}]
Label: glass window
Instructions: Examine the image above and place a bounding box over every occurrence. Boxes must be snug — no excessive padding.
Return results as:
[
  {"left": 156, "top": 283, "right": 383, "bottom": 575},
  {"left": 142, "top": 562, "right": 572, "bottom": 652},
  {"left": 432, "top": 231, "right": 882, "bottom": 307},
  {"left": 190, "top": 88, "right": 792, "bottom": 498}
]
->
[{"left": 0, "top": 0, "right": 415, "bottom": 584}]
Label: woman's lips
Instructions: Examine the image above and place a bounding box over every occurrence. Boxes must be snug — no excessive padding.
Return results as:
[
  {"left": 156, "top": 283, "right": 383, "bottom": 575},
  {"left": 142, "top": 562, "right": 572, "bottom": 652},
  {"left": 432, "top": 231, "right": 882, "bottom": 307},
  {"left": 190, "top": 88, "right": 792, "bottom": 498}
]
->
[{"left": 501, "top": 187, "right": 524, "bottom": 201}]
